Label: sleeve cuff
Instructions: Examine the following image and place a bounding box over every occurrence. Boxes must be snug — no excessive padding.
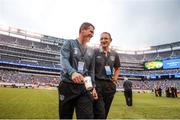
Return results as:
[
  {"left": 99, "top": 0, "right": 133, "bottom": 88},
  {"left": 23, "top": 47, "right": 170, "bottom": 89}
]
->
[{"left": 69, "top": 69, "right": 76, "bottom": 76}]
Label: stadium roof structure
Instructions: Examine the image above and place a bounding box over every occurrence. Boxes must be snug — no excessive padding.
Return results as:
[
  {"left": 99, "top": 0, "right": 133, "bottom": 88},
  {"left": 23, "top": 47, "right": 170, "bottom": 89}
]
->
[
  {"left": 110, "top": 41, "right": 180, "bottom": 54},
  {"left": 151, "top": 41, "right": 180, "bottom": 50},
  {"left": 0, "top": 25, "right": 179, "bottom": 54},
  {"left": 0, "top": 25, "right": 65, "bottom": 45}
]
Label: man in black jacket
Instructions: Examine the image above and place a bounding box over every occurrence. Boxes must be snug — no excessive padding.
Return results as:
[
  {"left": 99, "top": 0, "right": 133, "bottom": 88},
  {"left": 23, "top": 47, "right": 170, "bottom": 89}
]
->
[{"left": 123, "top": 77, "right": 133, "bottom": 107}]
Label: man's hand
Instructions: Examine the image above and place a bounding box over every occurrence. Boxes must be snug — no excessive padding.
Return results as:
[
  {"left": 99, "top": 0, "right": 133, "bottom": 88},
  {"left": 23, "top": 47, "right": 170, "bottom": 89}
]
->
[
  {"left": 71, "top": 72, "right": 84, "bottom": 84},
  {"left": 91, "top": 88, "right": 98, "bottom": 100},
  {"left": 112, "top": 79, "right": 117, "bottom": 85}
]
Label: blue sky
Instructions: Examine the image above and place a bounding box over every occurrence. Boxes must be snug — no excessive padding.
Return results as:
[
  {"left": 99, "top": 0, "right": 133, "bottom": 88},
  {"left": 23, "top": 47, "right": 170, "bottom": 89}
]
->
[{"left": 0, "top": 0, "right": 179, "bottom": 50}]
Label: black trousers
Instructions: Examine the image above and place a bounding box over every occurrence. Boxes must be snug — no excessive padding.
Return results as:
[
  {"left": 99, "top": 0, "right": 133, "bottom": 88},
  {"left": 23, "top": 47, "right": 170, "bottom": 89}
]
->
[
  {"left": 93, "top": 80, "right": 116, "bottom": 119},
  {"left": 124, "top": 90, "right": 132, "bottom": 106},
  {"left": 58, "top": 81, "right": 94, "bottom": 119}
]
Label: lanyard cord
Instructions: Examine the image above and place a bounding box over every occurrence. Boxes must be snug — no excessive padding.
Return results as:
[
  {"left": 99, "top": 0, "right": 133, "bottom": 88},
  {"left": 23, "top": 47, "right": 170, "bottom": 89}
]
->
[
  {"left": 102, "top": 51, "right": 113, "bottom": 79},
  {"left": 76, "top": 39, "right": 87, "bottom": 60},
  {"left": 102, "top": 51, "right": 110, "bottom": 66},
  {"left": 76, "top": 39, "right": 88, "bottom": 75}
]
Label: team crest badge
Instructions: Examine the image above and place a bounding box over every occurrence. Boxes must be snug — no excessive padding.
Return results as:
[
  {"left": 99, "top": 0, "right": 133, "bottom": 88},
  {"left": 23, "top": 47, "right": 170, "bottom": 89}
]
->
[
  {"left": 74, "top": 48, "right": 78, "bottom": 55},
  {"left": 110, "top": 56, "right": 115, "bottom": 61},
  {"left": 96, "top": 56, "right": 102, "bottom": 59},
  {"left": 60, "top": 94, "right": 65, "bottom": 101}
]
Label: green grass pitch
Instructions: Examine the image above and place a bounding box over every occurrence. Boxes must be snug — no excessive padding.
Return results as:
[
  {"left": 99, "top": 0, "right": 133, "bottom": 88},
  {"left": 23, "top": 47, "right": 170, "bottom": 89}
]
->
[{"left": 0, "top": 87, "right": 180, "bottom": 119}]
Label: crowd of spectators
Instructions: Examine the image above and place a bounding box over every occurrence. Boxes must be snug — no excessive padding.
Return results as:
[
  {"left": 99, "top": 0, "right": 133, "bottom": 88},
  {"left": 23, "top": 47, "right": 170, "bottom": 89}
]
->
[
  {"left": 1, "top": 69, "right": 179, "bottom": 93},
  {"left": 0, "top": 69, "right": 60, "bottom": 88},
  {"left": 120, "top": 69, "right": 180, "bottom": 76},
  {"left": 116, "top": 79, "right": 180, "bottom": 93}
]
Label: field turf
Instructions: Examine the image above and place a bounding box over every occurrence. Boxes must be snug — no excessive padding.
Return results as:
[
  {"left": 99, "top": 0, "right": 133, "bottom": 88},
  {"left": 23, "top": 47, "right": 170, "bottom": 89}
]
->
[{"left": 0, "top": 87, "right": 180, "bottom": 119}]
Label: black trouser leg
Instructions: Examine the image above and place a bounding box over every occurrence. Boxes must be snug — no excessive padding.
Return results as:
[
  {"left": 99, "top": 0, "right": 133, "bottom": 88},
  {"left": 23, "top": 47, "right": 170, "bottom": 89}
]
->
[
  {"left": 93, "top": 82, "right": 105, "bottom": 119},
  {"left": 103, "top": 81, "right": 116, "bottom": 119},
  {"left": 76, "top": 93, "right": 94, "bottom": 119},
  {"left": 129, "top": 90, "right": 132, "bottom": 106},
  {"left": 124, "top": 91, "right": 129, "bottom": 106},
  {"left": 124, "top": 91, "right": 131, "bottom": 106},
  {"left": 104, "top": 93, "right": 115, "bottom": 119},
  {"left": 124, "top": 91, "right": 132, "bottom": 106},
  {"left": 58, "top": 82, "right": 74, "bottom": 119},
  {"left": 94, "top": 80, "right": 116, "bottom": 119},
  {"left": 93, "top": 99, "right": 105, "bottom": 119},
  {"left": 59, "top": 99, "right": 75, "bottom": 119}
]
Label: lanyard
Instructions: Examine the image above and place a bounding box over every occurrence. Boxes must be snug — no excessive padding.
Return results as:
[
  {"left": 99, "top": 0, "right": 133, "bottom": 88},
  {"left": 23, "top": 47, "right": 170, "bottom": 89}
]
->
[
  {"left": 76, "top": 39, "right": 87, "bottom": 60},
  {"left": 102, "top": 51, "right": 113, "bottom": 78},
  {"left": 102, "top": 51, "right": 110, "bottom": 66}
]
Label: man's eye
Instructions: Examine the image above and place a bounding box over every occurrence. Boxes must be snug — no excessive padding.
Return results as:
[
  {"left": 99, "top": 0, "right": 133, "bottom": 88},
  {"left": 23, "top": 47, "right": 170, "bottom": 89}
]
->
[{"left": 100, "top": 38, "right": 108, "bottom": 40}]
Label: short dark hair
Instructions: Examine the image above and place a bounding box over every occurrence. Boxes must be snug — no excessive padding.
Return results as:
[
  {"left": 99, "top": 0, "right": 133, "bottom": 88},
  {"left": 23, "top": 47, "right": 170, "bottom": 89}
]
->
[
  {"left": 101, "top": 32, "right": 112, "bottom": 41},
  {"left": 79, "top": 22, "right": 95, "bottom": 33}
]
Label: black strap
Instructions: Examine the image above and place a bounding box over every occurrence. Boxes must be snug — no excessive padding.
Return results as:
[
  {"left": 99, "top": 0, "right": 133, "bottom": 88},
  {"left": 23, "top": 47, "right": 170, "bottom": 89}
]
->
[
  {"left": 76, "top": 39, "right": 88, "bottom": 75},
  {"left": 102, "top": 51, "right": 110, "bottom": 66},
  {"left": 102, "top": 51, "right": 113, "bottom": 79},
  {"left": 76, "top": 39, "right": 87, "bottom": 60}
]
